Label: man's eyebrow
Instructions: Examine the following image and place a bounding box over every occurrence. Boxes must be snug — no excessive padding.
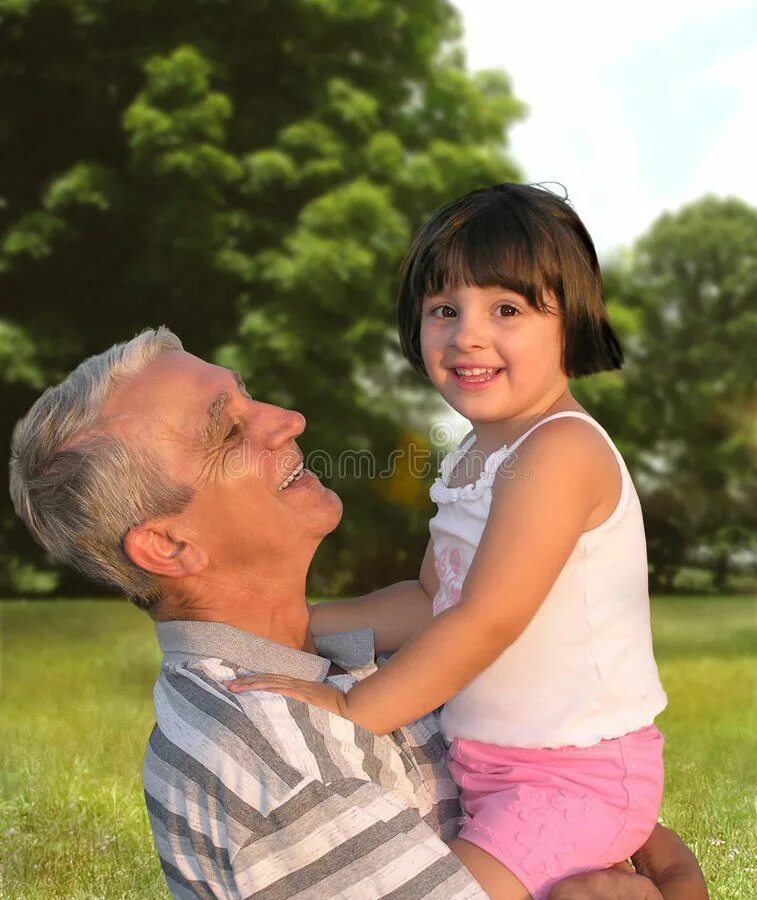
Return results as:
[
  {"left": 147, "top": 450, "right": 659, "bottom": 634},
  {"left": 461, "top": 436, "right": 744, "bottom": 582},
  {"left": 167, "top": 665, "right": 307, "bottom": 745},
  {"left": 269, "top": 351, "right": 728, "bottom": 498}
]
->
[
  {"left": 230, "top": 369, "right": 247, "bottom": 393},
  {"left": 198, "top": 371, "right": 247, "bottom": 448}
]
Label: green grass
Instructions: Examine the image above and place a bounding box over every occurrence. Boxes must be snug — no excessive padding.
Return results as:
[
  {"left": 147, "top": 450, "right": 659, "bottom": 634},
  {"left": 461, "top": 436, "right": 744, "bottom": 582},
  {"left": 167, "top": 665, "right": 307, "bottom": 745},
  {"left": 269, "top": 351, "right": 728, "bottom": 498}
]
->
[
  {"left": 651, "top": 597, "right": 757, "bottom": 898},
  {"left": 0, "top": 596, "right": 755, "bottom": 899}
]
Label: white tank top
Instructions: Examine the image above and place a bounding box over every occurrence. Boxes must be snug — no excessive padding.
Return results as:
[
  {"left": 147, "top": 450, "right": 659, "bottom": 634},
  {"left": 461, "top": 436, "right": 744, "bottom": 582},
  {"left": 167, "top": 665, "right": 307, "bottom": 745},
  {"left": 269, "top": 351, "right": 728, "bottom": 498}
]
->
[{"left": 428, "top": 411, "right": 667, "bottom": 749}]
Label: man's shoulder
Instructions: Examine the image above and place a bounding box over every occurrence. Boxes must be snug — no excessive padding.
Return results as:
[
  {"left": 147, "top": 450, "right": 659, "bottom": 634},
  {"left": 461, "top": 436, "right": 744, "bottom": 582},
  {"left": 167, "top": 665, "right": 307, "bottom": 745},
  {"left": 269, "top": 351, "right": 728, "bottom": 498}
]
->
[
  {"left": 141, "top": 662, "right": 475, "bottom": 897},
  {"left": 146, "top": 661, "right": 396, "bottom": 791},
  {"left": 145, "top": 661, "right": 447, "bottom": 812},
  {"left": 146, "top": 662, "right": 313, "bottom": 805}
]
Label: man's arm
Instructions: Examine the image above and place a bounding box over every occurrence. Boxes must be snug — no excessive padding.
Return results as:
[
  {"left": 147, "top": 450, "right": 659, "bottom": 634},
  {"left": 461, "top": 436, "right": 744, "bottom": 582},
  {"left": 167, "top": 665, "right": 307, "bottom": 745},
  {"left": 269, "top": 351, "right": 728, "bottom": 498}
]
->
[{"left": 229, "top": 777, "right": 484, "bottom": 899}]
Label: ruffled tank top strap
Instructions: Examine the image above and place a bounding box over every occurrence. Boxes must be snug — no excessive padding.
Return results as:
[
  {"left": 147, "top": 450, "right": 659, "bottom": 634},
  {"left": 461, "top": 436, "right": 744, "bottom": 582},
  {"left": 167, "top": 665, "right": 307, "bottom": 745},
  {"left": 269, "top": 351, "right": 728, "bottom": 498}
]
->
[
  {"left": 438, "top": 431, "right": 477, "bottom": 483},
  {"left": 431, "top": 413, "right": 627, "bottom": 506},
  {"left": 431, "top": 432, "right": 483, "bottom": 504}
]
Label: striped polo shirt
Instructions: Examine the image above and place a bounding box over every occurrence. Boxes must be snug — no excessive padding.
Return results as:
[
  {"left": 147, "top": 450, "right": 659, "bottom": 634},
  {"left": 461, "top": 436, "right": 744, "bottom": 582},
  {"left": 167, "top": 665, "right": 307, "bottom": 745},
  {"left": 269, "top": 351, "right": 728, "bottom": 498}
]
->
[{"left": 143, "top": 620, "right": 484, "bottom": 899}]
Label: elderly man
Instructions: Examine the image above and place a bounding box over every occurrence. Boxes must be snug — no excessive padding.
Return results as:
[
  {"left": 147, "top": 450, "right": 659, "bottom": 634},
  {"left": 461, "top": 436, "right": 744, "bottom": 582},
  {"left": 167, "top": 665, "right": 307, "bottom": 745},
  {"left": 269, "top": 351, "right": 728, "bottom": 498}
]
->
[{"left": 10, "top": 328, "right": 706, "bottom": 899}]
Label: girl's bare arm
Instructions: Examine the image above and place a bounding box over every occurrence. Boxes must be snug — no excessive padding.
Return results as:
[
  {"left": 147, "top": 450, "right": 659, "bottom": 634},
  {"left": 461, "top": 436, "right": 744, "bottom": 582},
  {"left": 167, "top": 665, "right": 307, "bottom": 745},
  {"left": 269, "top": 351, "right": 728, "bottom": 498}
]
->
[
  {"left": 329, "top": 418, "right": 607, "bottom": 734},
  {"left": 310, "top": 540, "right": 438, "bottom": 653}
]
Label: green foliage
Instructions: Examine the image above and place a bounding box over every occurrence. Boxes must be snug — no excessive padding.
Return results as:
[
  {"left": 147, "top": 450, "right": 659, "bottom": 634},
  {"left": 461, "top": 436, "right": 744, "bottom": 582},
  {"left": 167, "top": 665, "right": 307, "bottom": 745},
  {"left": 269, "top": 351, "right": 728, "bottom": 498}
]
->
[
  {"left": 0, "top": 0, "right": 523, "bottom": 595},
  {"left": 43, "top": 162, "right": 114, "bottom": 213},
  {"left": 0, "top": 319, "right": 45, "bottom": 387},
  {"left": 622, "top": 197, "right": 757, "bottom": 590},
  {"left": 124, "top": 45, "right": 240, "bottom": 186},
  {"left": 1, "top": 210, "right": 64, "bottom": 263},
  {"left": 1, "top": 596, "right": 754, "bottom": 897},
  {"left": 574, "top": 200, "right": 756, "bottom": 590},
  {"left": 5, "top": 4, "right": 748, "bottom": 599}
]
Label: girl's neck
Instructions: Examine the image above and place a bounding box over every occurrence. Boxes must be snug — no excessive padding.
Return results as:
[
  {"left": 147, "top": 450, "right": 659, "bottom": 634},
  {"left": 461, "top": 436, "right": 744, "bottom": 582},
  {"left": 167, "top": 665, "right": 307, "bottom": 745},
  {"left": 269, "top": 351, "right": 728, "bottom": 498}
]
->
[{"left": 471, "top": 388, "right": 584, "bottom": 455}]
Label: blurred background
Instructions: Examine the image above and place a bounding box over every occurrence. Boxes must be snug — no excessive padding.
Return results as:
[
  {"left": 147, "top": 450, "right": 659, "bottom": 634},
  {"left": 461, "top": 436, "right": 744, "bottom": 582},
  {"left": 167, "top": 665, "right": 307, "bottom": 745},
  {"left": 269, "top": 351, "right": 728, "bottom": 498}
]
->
[{"left": 1, "top": 1, "right": 755, "bottom": 897}]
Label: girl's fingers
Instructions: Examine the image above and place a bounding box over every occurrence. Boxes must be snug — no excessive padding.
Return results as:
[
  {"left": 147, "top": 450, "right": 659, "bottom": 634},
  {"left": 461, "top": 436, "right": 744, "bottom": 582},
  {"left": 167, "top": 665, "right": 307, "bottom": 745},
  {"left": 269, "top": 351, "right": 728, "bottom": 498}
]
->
[
  {"left": 222, "top": 678, "right": 345, "bottom": 718},
  {"left": 228, "top": 681, "right": 309, "bottom": 702},
  {"left": 223, "top": 678, "right": 262, "bottom": 692},
  {"left": 223, "top": 675, "right": 306, "bottom": 693}
]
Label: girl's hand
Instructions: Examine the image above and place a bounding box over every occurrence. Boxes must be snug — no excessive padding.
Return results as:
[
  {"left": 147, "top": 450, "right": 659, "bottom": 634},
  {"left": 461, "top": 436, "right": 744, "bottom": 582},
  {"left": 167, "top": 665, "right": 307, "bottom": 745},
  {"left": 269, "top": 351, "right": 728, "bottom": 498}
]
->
[{"left": 224, "top": 675, "right": 349, "bottom": 719}]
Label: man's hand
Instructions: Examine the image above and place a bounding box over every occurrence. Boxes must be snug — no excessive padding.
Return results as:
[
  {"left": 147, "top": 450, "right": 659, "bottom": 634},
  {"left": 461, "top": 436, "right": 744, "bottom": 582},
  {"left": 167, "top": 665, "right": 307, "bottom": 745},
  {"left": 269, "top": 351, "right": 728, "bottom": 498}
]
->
[
  {"left": 548, "top": 864, "right": 662, "bottom": 899},
  {"left": 631, "top": 824, "right": 708, "bottom": 899},
  {"left": 548, "top": 825, "right": 708, "bottom": 900},
  {"left": 224, "top": 674, "right": 349, "bottom": 718}
]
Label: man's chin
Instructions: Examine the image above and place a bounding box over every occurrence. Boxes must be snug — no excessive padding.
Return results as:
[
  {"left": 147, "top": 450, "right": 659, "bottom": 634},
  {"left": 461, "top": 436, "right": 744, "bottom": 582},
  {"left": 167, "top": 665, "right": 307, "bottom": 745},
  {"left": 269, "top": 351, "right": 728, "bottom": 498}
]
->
[{"left": 321, "top": 488, "right": 343, "bottom": 534}]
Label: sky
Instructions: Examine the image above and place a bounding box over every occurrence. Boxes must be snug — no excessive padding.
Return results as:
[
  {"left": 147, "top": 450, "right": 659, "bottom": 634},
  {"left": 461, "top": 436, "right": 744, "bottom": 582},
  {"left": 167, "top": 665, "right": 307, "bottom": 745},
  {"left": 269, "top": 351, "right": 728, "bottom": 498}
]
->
[{"left": 452, "top": 0, "right": 757, "bottom": 257}]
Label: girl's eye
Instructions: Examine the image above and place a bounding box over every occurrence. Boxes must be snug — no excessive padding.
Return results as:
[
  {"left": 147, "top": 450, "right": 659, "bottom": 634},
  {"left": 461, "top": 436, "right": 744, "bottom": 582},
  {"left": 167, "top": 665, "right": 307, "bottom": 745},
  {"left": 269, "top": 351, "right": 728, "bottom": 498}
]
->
[
  {"left": 496, "top": 304, "right": 519, "bottom": 317},
  {"left": 432, "top": 305, "right": 457, "bottom": 318}
]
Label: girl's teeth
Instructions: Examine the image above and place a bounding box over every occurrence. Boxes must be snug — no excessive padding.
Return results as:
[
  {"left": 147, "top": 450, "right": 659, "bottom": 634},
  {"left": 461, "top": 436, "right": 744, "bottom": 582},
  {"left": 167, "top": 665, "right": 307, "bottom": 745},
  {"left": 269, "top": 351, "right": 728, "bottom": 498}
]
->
[{"left": 456, "top": 367, "right": 497, "bottom": 376}]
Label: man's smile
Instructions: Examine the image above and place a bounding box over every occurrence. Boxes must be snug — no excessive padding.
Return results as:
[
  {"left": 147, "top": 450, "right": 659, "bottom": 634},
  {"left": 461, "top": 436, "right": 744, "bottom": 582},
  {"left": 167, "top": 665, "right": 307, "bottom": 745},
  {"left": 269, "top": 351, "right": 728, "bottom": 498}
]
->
[{"left": 277, "top": 460, "right": 305, "bottom": 490}]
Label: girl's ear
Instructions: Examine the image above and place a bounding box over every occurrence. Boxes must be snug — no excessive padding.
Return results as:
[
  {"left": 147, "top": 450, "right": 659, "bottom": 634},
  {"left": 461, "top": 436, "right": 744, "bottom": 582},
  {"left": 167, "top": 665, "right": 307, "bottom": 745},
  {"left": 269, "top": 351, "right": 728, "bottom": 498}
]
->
[{"left": 123, "top": 522, "right": 209, "bottom": 579}]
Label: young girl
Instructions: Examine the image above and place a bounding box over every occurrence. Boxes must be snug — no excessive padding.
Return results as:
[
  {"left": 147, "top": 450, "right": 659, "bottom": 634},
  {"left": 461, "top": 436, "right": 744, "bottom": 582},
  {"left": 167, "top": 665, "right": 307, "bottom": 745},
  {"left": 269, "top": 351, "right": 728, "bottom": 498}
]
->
[{"left": 228, "top": 183, "right": 668, "bottom": 899}]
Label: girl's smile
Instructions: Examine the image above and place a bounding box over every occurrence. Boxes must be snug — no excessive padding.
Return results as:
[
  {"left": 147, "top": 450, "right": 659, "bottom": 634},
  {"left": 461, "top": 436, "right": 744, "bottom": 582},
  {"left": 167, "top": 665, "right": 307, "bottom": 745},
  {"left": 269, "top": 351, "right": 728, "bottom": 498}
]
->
[
  {"left": 448, "top": 365, "right": 506, "bottom": 390},
  {"left": 420, "top": 284, "right": 568, "bottom": 440}
]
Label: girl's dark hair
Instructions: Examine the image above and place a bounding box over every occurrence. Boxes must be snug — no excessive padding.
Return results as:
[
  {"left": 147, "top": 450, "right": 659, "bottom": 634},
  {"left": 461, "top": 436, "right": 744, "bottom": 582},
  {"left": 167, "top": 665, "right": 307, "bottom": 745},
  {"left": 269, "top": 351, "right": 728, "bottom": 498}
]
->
[{"left": 396, "top": 183, "right": 623, "bottom": 378}]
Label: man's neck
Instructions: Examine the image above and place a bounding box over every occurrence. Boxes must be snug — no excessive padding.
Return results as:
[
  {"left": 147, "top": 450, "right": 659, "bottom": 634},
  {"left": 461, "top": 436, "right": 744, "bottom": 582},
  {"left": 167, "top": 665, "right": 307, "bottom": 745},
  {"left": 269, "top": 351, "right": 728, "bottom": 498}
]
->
[{"left": 156, "top": 568, "right": 318, "bottom": 653}]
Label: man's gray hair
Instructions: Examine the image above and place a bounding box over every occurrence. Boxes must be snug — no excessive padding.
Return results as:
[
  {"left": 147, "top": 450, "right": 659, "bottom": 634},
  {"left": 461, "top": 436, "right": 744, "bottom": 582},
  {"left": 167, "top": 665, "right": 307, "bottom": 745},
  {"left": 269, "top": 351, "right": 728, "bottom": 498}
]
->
[{"left": 9, "top": 326, "right": 195, "bottom": 610}]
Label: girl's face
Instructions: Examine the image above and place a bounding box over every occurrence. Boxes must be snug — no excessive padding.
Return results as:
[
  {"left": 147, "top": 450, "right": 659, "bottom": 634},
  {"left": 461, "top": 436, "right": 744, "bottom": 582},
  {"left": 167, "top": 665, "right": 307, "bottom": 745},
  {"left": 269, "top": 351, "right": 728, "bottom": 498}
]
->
[{"left": 420, "top": 284, "right": 567, "bottom": 426}]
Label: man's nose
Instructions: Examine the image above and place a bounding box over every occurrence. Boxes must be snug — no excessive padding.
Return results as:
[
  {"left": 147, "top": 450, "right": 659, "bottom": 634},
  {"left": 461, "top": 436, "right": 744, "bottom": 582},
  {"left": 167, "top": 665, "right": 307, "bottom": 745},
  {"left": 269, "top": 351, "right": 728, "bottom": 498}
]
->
[{"left": 260, "top": 404, "right": 306, "bottom": 451}]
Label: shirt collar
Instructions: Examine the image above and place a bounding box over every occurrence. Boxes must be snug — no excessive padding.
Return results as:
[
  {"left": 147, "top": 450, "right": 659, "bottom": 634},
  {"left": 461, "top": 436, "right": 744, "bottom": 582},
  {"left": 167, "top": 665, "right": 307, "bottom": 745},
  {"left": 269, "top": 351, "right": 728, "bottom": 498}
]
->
[{"left": 155, "top": 619, "right": 375, "bottom": 682}]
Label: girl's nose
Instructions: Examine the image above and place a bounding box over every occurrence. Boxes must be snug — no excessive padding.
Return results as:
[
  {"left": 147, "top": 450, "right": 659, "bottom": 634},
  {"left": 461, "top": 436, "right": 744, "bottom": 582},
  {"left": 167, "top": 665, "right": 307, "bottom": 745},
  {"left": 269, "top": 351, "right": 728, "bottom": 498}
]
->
[{"left": 451, "top": 315, "right": 489, "bottom": 352}]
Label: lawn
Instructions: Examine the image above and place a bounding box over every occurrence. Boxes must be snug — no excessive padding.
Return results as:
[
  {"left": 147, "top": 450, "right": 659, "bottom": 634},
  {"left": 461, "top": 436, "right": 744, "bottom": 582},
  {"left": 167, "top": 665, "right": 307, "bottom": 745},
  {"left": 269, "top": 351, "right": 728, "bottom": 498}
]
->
[{"left": 0, "top": 596, "right": 755, "bottom": 899}]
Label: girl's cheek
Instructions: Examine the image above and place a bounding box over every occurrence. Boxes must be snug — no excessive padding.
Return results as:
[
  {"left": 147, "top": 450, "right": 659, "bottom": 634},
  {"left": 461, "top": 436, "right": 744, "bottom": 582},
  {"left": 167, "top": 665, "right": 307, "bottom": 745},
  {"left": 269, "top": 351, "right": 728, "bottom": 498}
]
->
[{"left": 419, "top": 333, "right": 434, "bottom": 365}]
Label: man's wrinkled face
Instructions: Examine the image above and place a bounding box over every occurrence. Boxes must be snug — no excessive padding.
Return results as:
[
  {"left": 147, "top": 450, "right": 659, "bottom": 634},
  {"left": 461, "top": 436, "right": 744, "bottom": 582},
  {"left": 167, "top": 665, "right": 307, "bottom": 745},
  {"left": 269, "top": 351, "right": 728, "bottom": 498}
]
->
[{"left": 102, "top": 350, "right": 342, "bottom": 576}]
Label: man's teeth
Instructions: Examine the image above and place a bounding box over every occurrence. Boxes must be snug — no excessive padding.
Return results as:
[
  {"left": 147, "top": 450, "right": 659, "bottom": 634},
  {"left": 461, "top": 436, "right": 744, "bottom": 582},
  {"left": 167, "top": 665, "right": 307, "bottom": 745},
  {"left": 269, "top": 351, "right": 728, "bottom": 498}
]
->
[
  {"left": 278, "top": 462, "right": 305, "bottom": 491},
  {"left": 455, "top": 367, "right": 498, "bottom": 376}
]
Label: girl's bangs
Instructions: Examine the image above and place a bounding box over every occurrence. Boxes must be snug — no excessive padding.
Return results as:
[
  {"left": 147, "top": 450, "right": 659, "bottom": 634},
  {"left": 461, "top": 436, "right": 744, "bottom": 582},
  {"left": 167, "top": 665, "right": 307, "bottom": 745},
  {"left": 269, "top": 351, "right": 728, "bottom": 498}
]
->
[{"left": 414, "top": 207, "right": 554, "bottom": 311}]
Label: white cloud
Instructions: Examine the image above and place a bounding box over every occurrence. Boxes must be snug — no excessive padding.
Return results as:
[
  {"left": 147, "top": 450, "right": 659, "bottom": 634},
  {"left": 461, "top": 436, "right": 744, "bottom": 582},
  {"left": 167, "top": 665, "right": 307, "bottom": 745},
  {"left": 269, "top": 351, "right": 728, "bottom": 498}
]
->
[
  {"left": 452, "top": 0, "right": 757, "bottom": 253},
  {"left": 679, "top": 47, "right": 757, "bottom": 206}
]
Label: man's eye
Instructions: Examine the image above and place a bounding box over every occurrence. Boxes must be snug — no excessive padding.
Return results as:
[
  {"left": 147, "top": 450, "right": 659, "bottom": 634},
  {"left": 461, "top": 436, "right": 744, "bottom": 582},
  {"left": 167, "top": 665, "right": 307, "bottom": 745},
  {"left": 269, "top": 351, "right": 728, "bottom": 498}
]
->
[
  {"left": 432, "top": 305, "right": 456, "bottom": 318},
  {"left": 225, "top": 423, "right": 241, "bottom": 442}
]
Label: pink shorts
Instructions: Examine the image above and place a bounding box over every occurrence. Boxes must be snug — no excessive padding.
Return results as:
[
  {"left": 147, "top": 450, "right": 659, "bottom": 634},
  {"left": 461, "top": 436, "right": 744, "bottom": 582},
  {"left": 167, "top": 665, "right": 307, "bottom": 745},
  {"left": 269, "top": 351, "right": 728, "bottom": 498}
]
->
[{"left": 447, "top": 726, "right": 664, "bottom": 900}]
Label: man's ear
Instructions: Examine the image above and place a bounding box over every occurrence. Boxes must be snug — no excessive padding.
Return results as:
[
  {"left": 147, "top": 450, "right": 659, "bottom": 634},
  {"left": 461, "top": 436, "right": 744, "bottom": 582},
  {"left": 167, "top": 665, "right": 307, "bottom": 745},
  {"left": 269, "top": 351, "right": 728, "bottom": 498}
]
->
[{"left": 123, "top": 521, "right": 209, "bottom": 579}]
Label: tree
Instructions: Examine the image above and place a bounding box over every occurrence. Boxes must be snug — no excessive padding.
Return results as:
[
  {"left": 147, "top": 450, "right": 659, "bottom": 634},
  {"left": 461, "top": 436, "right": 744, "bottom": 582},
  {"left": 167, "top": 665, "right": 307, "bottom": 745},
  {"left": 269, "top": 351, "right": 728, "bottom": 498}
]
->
[
  {"left": 614, "top": 197, "right": 757, "bottom": 590},
  {"left": 0, "top": 0, "right": 524, "bottom": 595}
]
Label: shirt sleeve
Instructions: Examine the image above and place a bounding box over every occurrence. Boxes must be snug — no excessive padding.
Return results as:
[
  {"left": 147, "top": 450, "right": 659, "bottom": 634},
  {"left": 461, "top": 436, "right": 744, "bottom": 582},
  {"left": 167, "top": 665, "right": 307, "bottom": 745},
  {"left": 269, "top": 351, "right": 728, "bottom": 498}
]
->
[{"left": 230, "top": 776, "right": 485, "bottom": 899}]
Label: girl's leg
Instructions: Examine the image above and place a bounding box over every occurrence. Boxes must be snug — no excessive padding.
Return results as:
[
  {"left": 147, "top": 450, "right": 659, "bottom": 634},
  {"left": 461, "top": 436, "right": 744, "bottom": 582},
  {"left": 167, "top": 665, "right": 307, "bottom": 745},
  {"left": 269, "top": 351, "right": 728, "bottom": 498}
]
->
[{"left": 449, "top": 837, "right": 532, "bottom": 900}]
